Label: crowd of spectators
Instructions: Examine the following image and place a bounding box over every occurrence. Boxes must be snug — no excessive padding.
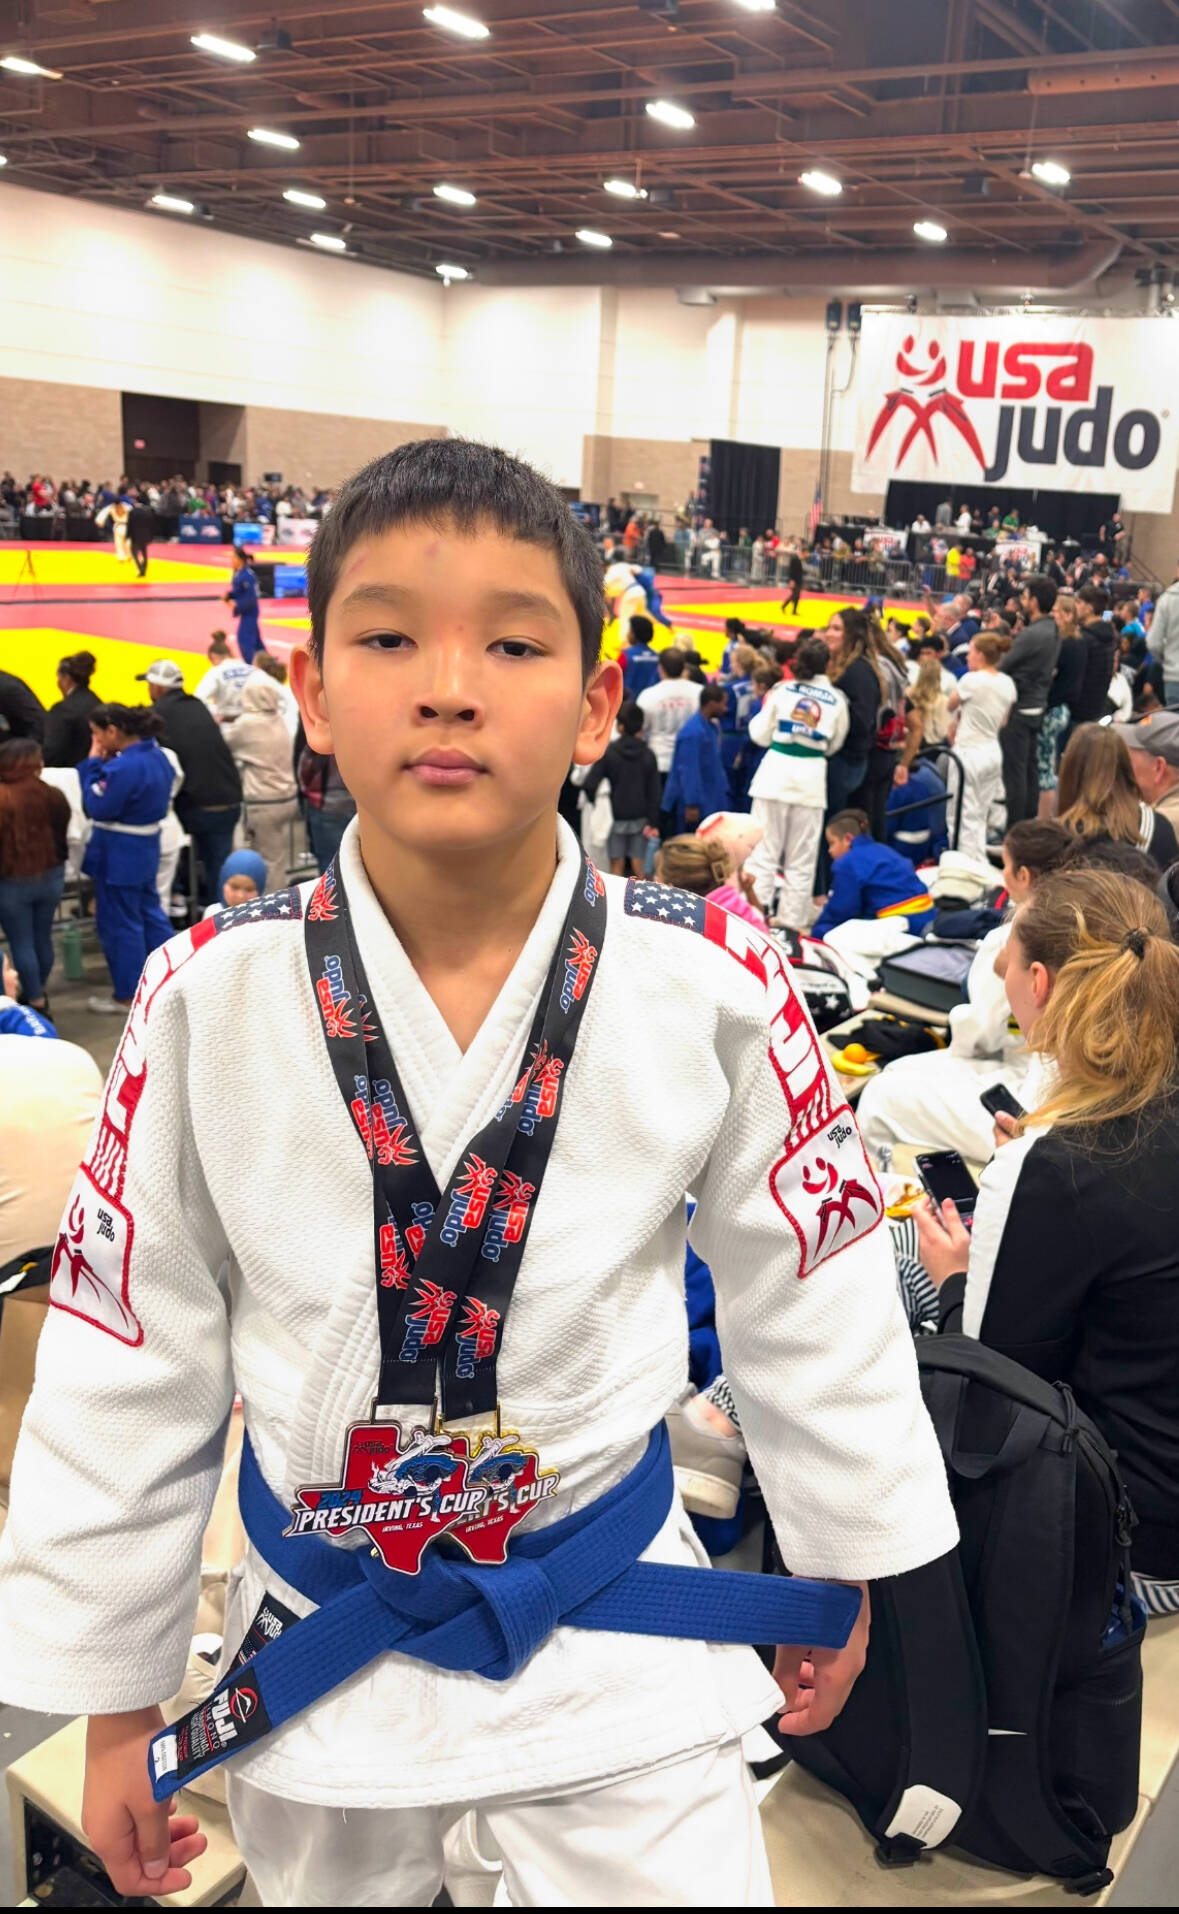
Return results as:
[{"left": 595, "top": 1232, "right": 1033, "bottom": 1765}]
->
[{"left": 0, "top": 469, "right": 336, "bottom": 539}]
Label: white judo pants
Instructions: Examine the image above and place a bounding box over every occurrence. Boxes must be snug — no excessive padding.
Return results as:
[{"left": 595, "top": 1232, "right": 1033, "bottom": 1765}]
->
[
  {"left": 746, "top": 797, "right": 823, "bottom": 926},
  {"left": 856, "top": 1048, "right": 1030, "bottom": 1168},
  {"left": 956, "top": 744, "right": 1003, "bottom": 865},
  {"left": 113, "top": 521, "right": 130, "bottom": 563},
  {"left": 228, "top": 1739, "right": 771, "bottom": 1908}
]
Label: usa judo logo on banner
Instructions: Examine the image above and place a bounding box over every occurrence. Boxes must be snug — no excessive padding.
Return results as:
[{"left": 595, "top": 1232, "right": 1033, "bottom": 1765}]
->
[{"left": 852, "top": 315, "right": 1179, "bottom": 512}]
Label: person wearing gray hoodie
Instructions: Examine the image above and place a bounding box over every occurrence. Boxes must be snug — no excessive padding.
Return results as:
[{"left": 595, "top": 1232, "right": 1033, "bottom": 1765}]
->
[{"left": 1150, "top": 563, "right": 1179, "bottom": 704}]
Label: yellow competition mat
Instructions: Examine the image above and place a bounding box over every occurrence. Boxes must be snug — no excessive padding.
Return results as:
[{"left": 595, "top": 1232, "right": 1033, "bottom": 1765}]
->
[
  {"left": 0, "top": 550, "right": 230, "bottom": 587},
  {"left": 668, "top": 593, "right": 861, "bottom": 623},
  {"left": 0, "top": 629, "right": 208, "bottom": 711}
]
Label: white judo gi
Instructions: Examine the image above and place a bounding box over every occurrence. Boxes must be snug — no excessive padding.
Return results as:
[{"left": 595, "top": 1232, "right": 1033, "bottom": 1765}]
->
[
  {"left": 744, "top": 676, "right": 848, "bottom": 926},
  {"left": 0, "top": 820, "right": 956, "bottom": 1905},
  {"left": 855, "top": 923, "right": 1036, "bottom": 1166}
]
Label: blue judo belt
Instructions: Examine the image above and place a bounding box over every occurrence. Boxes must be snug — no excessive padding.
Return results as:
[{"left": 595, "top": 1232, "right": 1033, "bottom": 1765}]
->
[{"left": 149, "top": 1422, "right": 860, "bottom": 1801}]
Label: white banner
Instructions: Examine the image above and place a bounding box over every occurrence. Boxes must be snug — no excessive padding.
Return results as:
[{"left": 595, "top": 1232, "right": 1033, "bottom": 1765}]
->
[
  {"left": 862, "top": 526, "right": 907, "bottom": 554},
  {"left": 852, "top": 315, "right": 1179, "bottom": 513},
  {"left": 993, "top": 536, "right": 1043, "bottom": 568}
]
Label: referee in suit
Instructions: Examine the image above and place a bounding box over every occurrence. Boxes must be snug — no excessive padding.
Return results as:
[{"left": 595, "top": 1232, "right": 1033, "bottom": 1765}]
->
[{"left": 128, "top": 499, "right": 155, "bottom": 579}]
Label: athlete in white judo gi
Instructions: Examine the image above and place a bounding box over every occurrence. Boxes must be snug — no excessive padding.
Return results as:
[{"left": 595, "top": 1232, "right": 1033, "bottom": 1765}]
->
[{"left": 0, "top": 441, "right": 957, "bottom": 1907}]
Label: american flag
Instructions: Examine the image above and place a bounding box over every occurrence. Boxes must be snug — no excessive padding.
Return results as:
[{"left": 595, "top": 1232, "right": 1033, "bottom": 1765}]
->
[{"left": 808, "top": 480, "right": 823, "bottom": 543}]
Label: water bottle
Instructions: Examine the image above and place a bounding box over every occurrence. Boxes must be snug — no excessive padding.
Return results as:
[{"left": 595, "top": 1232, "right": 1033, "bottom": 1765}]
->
[{"left": 60, "top": 920, "right": 84, "bottom": 982}]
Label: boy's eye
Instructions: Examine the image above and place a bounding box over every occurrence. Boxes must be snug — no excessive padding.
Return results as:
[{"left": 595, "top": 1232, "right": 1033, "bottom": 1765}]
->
[
  {"left": 366, "top": 632, "right": 412, "bottom": 651},
  {"left": 493, "top": 639, "right": 541, "bottom": 659}
]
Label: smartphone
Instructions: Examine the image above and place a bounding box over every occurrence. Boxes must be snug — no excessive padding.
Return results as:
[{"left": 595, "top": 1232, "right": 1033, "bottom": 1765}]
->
[
  {"left": 915, "top": 1150, "right": 978, "bottom": 1224},
  {"left": 979, "top": 1083, "right": 1026, "bottom": 1122}
]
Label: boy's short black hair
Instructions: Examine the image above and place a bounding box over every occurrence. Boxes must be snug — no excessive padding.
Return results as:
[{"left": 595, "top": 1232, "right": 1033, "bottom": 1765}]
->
[
  {"left": 617, "top": 700, "right": 645, "bottom": 736},
  {"left": 827, "top": 808, "right": 870, "bottom": 839},
  {"left": 700, "top": 684, "right": 726, "bottom": 711},
  {"left": 305, "top": 439, "right": 605, "bottom": 678},
  {"left": 628, "top": 613, "right": 653, "bottom": 646}
]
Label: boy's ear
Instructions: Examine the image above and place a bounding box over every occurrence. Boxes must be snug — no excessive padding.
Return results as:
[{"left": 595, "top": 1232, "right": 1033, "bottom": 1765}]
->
[
  {"left": 572, "top": 658, "right": 624, "bottom": 767},
  {"left": 290, "top": 643, "right": 334, "bottom": 754}
]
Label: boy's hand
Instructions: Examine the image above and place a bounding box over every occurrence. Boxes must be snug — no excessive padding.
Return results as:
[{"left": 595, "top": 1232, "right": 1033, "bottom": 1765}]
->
[
  {"left": 774, "top": 1581, "right": 870, "bottom": 1736},
  {"left": 83, "top": 1708, "right": 207, "bottom": 1897}
]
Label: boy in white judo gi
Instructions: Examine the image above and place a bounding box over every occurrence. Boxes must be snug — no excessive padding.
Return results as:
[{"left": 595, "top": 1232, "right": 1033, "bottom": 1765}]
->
[{"left": 0, "top": 441, "right": 957, "bottom": 1907}]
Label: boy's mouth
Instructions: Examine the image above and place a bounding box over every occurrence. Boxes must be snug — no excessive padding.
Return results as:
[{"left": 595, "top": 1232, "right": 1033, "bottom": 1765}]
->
[{"left": 407, "top": 749, "right": 485, "bottom": 787}]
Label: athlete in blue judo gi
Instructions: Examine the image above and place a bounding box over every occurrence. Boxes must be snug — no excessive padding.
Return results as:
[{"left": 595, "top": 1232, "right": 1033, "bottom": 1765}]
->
[
  {"left": 225, "top": 549, "right": 265, "bottom": 664},
  {"left": 663, "top": 687, "right": 729, "bottom": 834},
  {"left": 79, "top": 706, "right": 176, "bottom": 1011}
]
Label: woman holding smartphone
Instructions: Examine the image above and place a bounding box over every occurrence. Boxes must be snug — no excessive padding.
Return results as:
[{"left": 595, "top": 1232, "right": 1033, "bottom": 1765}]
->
[{"left": 915, "top": 867, "right": 1179, "bottom": 1615}]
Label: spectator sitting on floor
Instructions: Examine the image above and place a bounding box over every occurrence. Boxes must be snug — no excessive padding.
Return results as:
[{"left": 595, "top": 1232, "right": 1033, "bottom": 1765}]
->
[
  {"left": 811, "top": 808, "right": 937, "bottom": 943},
  {"left": 855, "top": 819, "right": 1072, "bottom": 1166},
  {"left": 656, "top": 832, "right": 766, "bottom": 927}
]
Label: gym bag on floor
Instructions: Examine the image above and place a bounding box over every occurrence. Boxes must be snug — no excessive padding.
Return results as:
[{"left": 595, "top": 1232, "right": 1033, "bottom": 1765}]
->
[
  {"left": 780, "top": 1337, "right": 1144, "bottom": 1895},
  {"left": 877, "top": 938, "right": 976, "bottom": 1012}
]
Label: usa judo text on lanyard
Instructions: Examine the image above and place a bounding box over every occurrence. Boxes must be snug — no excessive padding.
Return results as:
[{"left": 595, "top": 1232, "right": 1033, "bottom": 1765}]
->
[{"left": 291, "top": 852, "right": 607, "bottom": 1575}]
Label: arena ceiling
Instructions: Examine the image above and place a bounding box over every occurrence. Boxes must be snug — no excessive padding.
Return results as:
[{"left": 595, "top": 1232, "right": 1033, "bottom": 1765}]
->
[{"left": 3, "top": 0, "right": 1179, "bottom": 290}]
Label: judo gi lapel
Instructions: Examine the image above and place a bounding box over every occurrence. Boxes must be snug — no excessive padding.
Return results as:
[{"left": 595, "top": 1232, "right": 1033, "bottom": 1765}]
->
[{"left": 283, "top": 819, "right": 584, "bottom": 1497}]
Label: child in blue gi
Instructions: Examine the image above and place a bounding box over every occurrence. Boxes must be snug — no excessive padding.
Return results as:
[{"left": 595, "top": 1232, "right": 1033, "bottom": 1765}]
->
[
  {"left": 79, "top": 704, "right": 175, "bottom": 1014},
  {"left": 619, "top": 613, "right": 661, "bottom": 700},
  {"left": 812, "top": 807, "right": 937, "bottom": 941},
  {"left": 663, "top": 684, "right": 729, "bottom": 832},
  {"left": 225, "top": 548, "right": 265, "bottom": 665}
]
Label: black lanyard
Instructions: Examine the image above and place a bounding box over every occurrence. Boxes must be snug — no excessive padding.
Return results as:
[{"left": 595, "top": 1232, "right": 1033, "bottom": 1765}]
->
[{"left": 304, "top": 851, "right": 606, "bottom": 1421}]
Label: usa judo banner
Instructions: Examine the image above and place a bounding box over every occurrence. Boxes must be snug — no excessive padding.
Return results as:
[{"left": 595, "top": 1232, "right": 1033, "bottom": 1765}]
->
[{"left": 852, "top": 315, "right": 1179, "bottom": 512}]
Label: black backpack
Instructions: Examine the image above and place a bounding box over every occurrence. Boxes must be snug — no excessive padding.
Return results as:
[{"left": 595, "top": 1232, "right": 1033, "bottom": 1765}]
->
[{"left": 779, "top": 1337, "right": 1144, "bottom": 1895}]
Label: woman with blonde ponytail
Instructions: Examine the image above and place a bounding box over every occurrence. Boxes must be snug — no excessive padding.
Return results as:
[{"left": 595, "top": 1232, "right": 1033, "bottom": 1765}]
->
[{"left": 916, "top": 867, "right": 1179, "bottom": 1611}]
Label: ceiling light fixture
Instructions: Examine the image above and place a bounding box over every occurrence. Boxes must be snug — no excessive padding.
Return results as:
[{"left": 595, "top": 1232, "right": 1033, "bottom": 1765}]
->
[
  {"left": 799, "top": 168, "right": 842, "bottom": 196},
  {"left": 433, "top": 182, "right": 477, "bottom": 207},
  {"left": 733, "top": 0, "right": 777, "bottom": 11},
  {"left": 149, "top": 192, "right": 196, "bottom": 215},
  {"left": 0, "top": 154, "right": 7, "bottom": 167},
  {"left": 436, "top": 261, "right": 471, "bottom": 280},
  {"left": 646, "top": 99, "right": 695, "bottom": 131},
  {"left": 248, "top": 126, "right": 301, "bottom": 150},
  {"left": 309, "top": 231, "right": 347, "bottom": 251},
  {"left": 576, "top": 227, "right": 613, "bottom": 248},
  {"left": 283, "top": 187, "right": 327, "bottom": 210},
  {"left": 423, "top": 7, "right": 490, "bottom": 39},
  {"left": 603, "top": 178, "right": 648, "bottom": 200},
  {"left": 1030, "top": 158, "right": 1071, "bottom": 187},
  {"left": 190, "top": 32, "right": 256, "bottom": 64},
  {"left": 658, "top": 230, "right": 682, "bottom": 239},
  {"left": 0, "top": 54, "right": 62, "bottom": 80},
  {"left": 914, "top": 218, "right": 948, "bottom": 242}
]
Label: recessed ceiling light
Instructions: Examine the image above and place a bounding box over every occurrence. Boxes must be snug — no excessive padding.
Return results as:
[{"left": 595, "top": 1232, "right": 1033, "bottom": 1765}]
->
[
  {"left": 283, "top": 187, "right": 327, "bottom": 210},
  {"left": 0, "top": 54, "right": 62, "bottom": 80},
  {"left": 248, "top": 126, "right": 301, "bottom": 151},
  {"left": 149, "top": 193, "right": 196, "bottom": 215},
  {"left": 309, "top": 231, "right": 347, "bottom": 251},
  {"left": 436, "top": 261, "right": 471, "bottom": 280},
  {"left": 576, "top": 227, "right": 613, "bottom": 249},
  {"left": 799, "top": 168, "right": 842, "bottom": 197},
  {"left": 433, "top": 183, "right": 477, "bottom": 207},
  {"left": 914, "top": 218, "right": 948, "bottom": 242},
  {"left": 423, "top": 6, "right": 490, "bottom": 39},
  {"left": 603, "top": 178, "right": 648, "bottom": 200},
  {"left": 1030, "top": 159, "right": 1070, "bottom": 187},
  {"left": 733, "top": 0, "right": 776, "bottom": 10},
  {"left": 190, "top": 33, "right": 256, "bottom": 64},
  {"left": 646, "top": 100, "right": 695, "bottom": 131},
  {"left": 658, "top": 230, "right": 682, "bottom": 239},
  {"left": 0, "top": 154, "right": 7, "bottom": 167}
]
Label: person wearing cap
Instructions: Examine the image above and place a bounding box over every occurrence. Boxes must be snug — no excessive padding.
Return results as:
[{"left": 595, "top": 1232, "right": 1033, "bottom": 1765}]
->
[
  {"left": 1115, "top": 712, "right": 1179, "bottom": 837},
  {"left": 138, "top": 661, "right": 242, "bottom": 908}
]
